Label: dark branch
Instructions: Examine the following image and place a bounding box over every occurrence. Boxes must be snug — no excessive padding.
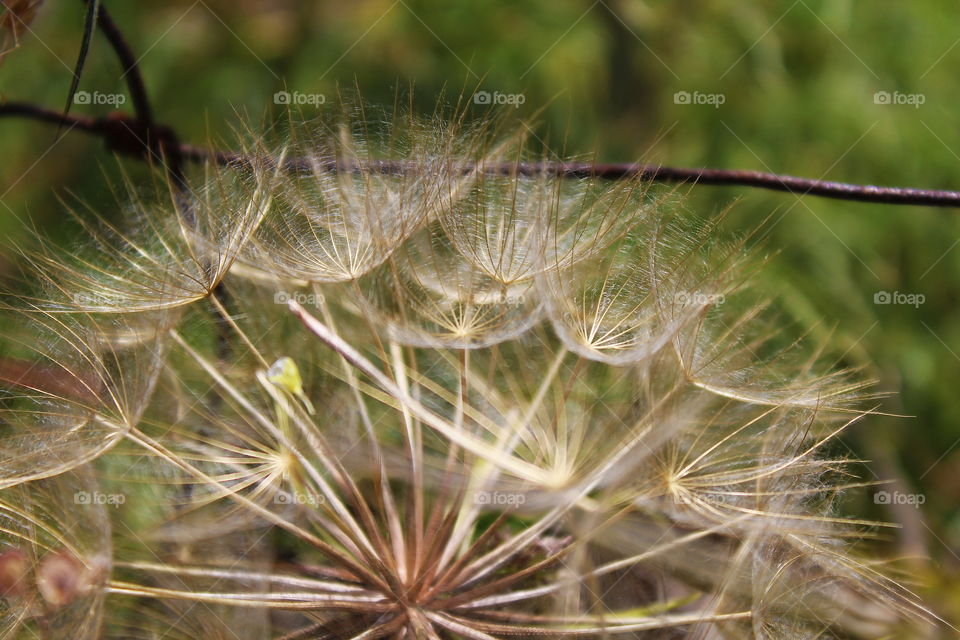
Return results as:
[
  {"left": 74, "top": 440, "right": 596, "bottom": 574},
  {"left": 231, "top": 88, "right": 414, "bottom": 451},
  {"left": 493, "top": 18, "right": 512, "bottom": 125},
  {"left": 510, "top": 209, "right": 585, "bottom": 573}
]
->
[
  {"left": 0, "top": 102, "right": 99, "bottom": 132},
  {"left": 3, "top": 101, "right": 960, "bottom": 208},
  {"left": 535, "top": 163, "right": 960, "bottom": 207},
  {"left": 84, "top": 2, "right": 190, "bottom": 205},
  {"left": 87, "top": 0, "right": 153, "bottom": 125}
]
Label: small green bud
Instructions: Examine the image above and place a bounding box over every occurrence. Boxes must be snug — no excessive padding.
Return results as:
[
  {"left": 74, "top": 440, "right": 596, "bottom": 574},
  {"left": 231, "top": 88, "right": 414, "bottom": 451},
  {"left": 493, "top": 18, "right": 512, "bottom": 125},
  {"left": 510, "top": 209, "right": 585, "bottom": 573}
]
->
[{"left": 267, "top": 357, "right": 315, "bottom": 414}]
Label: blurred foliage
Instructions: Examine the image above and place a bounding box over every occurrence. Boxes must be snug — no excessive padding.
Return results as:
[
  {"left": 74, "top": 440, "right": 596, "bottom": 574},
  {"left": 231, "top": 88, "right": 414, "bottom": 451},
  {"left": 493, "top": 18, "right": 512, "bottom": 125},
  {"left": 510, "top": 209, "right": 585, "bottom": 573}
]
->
[{"left": 1, "top": 0, "right": 958, "bottom": 629}]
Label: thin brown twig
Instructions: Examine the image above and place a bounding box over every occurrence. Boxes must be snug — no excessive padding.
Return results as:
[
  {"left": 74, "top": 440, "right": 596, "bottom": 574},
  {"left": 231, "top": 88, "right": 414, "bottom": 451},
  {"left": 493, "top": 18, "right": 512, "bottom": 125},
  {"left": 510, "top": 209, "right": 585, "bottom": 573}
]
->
[
  {"left": 84, "top": 0, "right": 153, "bottom": 125},
  {"left": 79, "top": 0, "right": 192, "bottom": 201},
  {"left": 4, "top": 100, "right": 960, "bottom": 207}
]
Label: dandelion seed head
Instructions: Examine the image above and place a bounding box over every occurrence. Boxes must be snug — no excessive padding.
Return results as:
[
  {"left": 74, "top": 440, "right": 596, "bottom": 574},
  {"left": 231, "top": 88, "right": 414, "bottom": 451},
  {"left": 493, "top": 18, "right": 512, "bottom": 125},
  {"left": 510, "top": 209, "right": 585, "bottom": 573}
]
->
[{"left": 0, "top": 103, "right": 936, "bottom": 638}]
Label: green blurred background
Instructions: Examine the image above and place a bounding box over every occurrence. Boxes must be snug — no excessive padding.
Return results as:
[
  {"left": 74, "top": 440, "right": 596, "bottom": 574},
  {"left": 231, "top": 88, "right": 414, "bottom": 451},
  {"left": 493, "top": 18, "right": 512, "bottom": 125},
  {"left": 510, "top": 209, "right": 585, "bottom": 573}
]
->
[{"left": 1, "top": 0, "right": 958, "bottom": 626}]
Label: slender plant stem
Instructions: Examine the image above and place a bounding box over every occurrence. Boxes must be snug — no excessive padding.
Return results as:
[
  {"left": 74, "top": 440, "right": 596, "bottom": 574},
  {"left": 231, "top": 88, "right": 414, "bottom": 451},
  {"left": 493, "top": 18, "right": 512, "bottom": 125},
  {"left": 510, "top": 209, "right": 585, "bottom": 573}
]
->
[
  {"left": 83, "top": 0, "right": 153, "bottom": 125},
  {"left": 3, "top": 101, "right": 959, "bottom": 207}
]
